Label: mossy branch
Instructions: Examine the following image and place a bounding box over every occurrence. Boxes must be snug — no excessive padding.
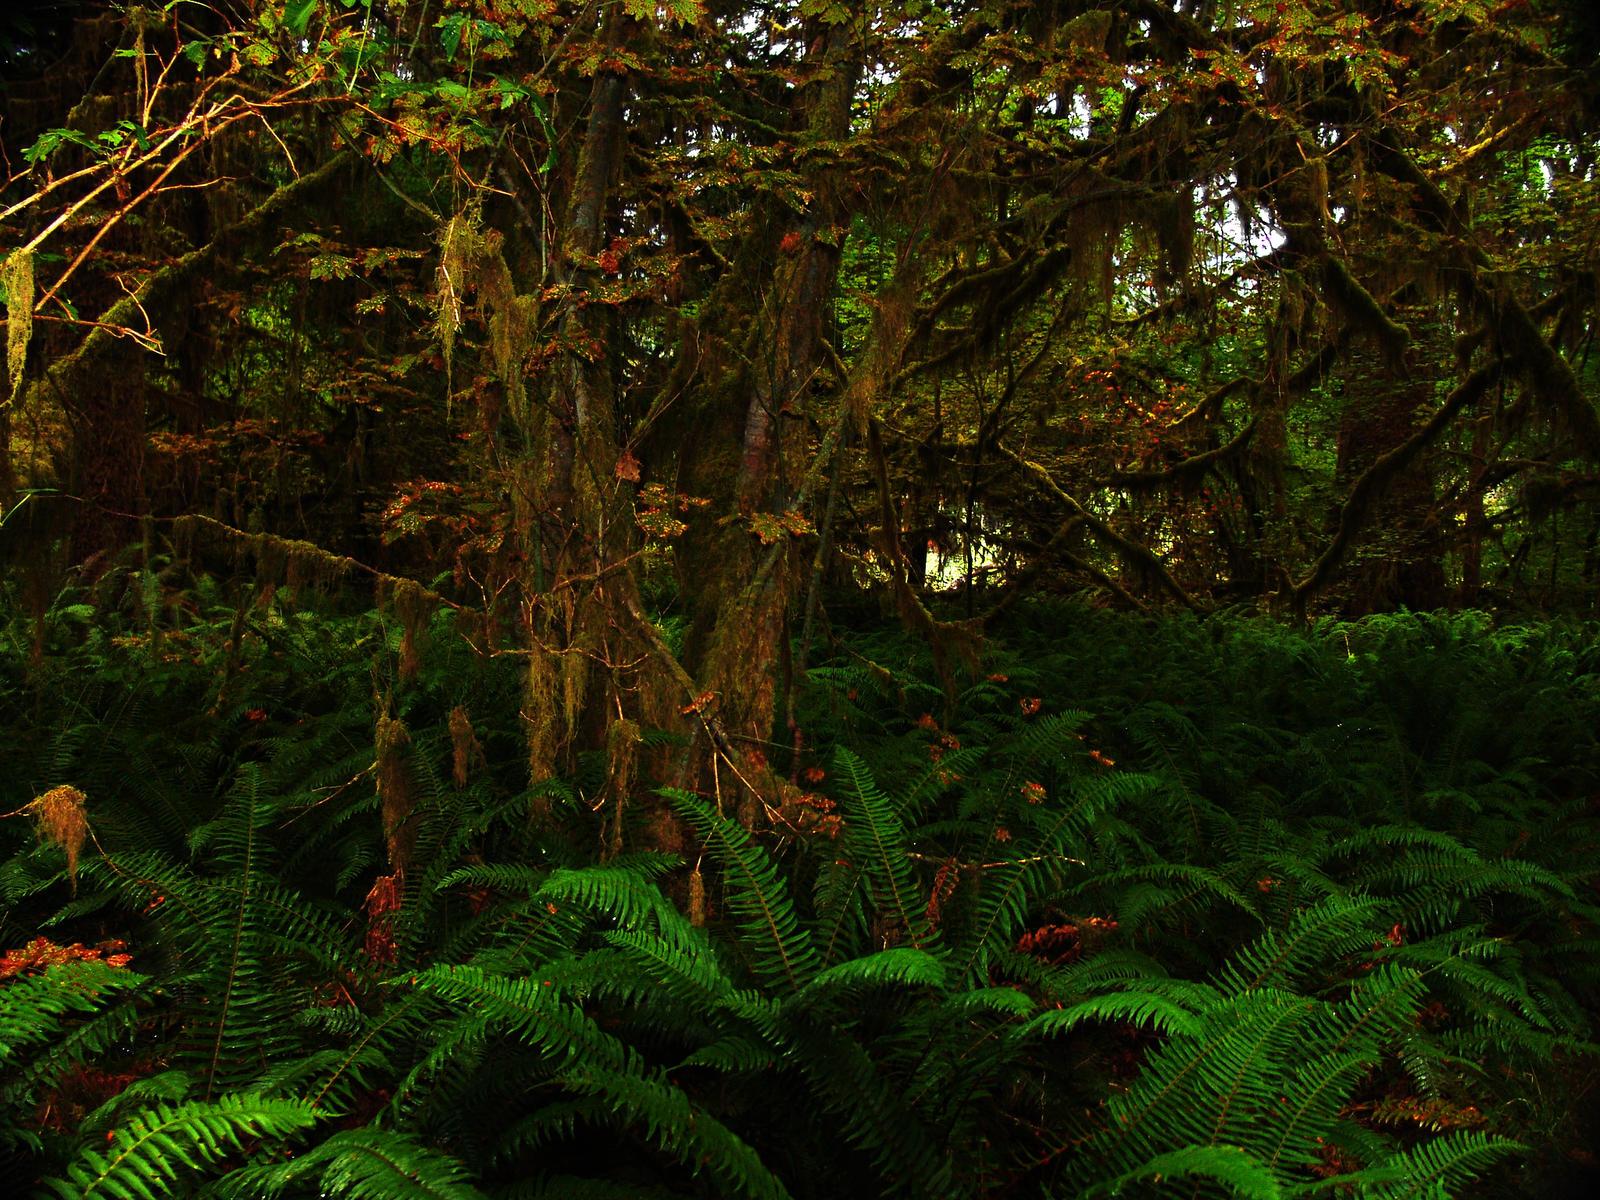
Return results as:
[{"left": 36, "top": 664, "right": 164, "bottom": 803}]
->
[
  {"left": 997, "top": 444, "right": 1200, "bottom": 612},
  {"left": 1111, "top": 418, "right": 1258, "bottom": 490},
  {"left": 29, "top": 153, "right": 352, "bottom": 392},
  {"left": 1371, "top": 133, "right": 1600, "bottom": 461},
  {"left": 1290, "top": 358, "right": 1506, "bottom": 613}
]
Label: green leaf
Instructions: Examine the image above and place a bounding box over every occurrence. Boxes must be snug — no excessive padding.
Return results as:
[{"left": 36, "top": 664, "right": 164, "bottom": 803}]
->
[
  {"left": 665, "top": 789, "right": 820, "bottom": 993},
  {"left": 23, "top": 127, "right": 99, "bottom": 164},
  {"left": 798, "top": 948, "right": 946, "bottom": 1002},
  {"left": 437, "top": 13, "right": 467, "bottom": 59},
  {"left": 1017, "top": 991, "right": 1205, "bottom": 1041},
  {"left": 284, "top": 0, "right": 320, "bottom": 36}
]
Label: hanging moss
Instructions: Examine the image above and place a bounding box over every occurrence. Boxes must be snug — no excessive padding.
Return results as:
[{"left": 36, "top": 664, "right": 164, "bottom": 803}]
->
[
  {"left": 174, "top": 517, "right": 355, "bottom": 594},
  {"left": 604, "top": 717, "right": 642, "bottom": 860},
  {"left": 252, "top": 533, "right": 287, "bottom": 589},
  {"left": 687, "top": 863, "right": 706, "bottom": 927},
  {"left": 1322, "top": 255, "right": 1410, "bottom": 371},
  {"left": 385, "top": 576, "right": 433, "bottom": 682},
  {"left": 283, "top": 536, "right": 349, "bottom": 597},
  {"left": 29, "top": 784, "right": 87, "bottom": 895},
  {"left": 435, "top": 210, "right": 482, "bottom": 383},
  {"left": 1061, "top": 9, "right": 1114, "bottom": 51},
  {"left": 375, "top": 714, "right": 415, "bottom": 874},
  {"left": 448, "top": 705, "right": 484, "bottom": 789},
  {"left": 1152, "top": 190, "right": 1195, "bottom": 289},
  {"left": 524, "top": 634, "right": 562, "bottom": 789},
  {"left": 2, "top": 249, "right": 34, "bottom": 402}
]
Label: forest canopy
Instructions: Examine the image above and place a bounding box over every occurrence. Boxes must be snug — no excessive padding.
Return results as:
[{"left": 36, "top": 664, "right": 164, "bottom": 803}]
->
[{"left": 3, "top": 1, "right": 1600, "bottom": 1197}]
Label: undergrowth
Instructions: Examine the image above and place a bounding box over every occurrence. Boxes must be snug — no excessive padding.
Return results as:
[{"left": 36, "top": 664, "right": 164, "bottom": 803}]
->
[{"left": 2, "top": 582, "right": 1598, "bottom": 1197}]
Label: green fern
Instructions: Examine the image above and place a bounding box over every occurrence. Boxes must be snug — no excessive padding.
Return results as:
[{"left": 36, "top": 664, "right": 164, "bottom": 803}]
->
[
  {"left": 38, "top": 1093, "right": 315, "bottom": 1198},
  {"left": 665, "top": 789, "right": 819, "bottom": 992},
  {"left": 224, "top": 1127, "right": 489, "bottom": 1200},
  {"left": 1085, "top": 1144, "right": 1286, "bottom": 1199},
  {"left": 0, "top": 960, "right": 146, "bottom": 1064},
  {"left": 832, "top": 747, "right": 937, "bottom": 950}
]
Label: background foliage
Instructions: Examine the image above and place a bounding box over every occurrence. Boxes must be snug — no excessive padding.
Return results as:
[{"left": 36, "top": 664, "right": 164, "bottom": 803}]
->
[{"left": 3, "top": 0, "right": 1600, "bottom": 1195}]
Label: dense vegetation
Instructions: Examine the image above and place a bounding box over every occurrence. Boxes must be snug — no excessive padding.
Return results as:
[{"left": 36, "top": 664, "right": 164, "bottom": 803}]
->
[
  {"left": 4, "top": 0, "right": 1600, "bottom": 1195},
  {"left": 4, "top": 595, "right": 1600, "bottom": 1197}
]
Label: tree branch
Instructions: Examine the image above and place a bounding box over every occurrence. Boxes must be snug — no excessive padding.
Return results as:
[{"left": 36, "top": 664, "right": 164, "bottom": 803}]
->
[{"left": 1290, "top": 358, "right": 1507, "bottom": 612}]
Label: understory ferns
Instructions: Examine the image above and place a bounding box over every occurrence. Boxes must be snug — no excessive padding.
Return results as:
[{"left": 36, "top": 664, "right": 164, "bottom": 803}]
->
[{"left": 1, "top": 600, "right": 1597, "bottom": 1194}]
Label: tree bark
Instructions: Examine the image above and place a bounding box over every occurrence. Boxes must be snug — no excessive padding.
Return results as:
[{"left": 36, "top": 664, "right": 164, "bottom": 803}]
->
[{"left": 671, "top": 21, "right": 865, "bottom": 818}]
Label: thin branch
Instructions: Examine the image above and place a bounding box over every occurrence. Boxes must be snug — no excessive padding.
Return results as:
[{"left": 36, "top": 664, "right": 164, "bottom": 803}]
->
[
  {"left": 1290, "top": 358, "right": 1508, "bottom": 612},
  {"left": 996, "top": 444, "right": 1200, "bottom": 612}
]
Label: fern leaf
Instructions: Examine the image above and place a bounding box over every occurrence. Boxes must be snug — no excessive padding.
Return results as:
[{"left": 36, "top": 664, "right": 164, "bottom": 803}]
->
[
  {"left": 0, "top": 961, "right": 145, "bottom": 1064},
  {"left": 1292, "top": 1131, "right": 1522, "bottom": 1198},
  {"left": 1214, "top": 894, "right": 1383, "bottom": 993},
  {"left": 1087, "top": 1144, "right": 1285, "bottom": 1198},
  {"left": 39, "top": 1094, "right": 315, "bottom": 1199},
  {"left": 410, "top": 964, "right": 627, "bottom": 1072},
  {"left": 833, "top": 748, "right": 935, "bottom": 948},
  {"left": 538, "top": 862, "right": 693, "bottom": 944},
  {"left": 664, "top": 789, "right": 819, "bottom": 992},
  {"left": 798, "top": 947, "right": 946, "bottom": 1004},
  {"left": 559, "top": 1063, "right": 792, "bottom": 1200},
  {"left": 244, "top": 1127, "right": 489, "bottom": 1200},
  {"left": 782, "top": 1017, "right": 953, "bottom": 1197},
  {"left": 1016, "top": 990, "right": 1204, "bottom": 1040}
]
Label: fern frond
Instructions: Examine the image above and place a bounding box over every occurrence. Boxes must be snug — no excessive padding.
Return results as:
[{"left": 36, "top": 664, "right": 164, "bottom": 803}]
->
[
  {"left": 782, "top": 1016, "right": 952, "bottom": 1197},
  {"left": 599, "top": 928, "right": 738, "bottom": 1005},
  {"left": 38, "top": 1093, "right": 315, "bottom": 1199},
  {"left": 224, "top": 1127, "right": 489, "bottom": 1200},
  {"left": 1016, "top": 990, "right": 1205, "bottom": 1040},
  {"left": 812, "top": 852, "right": 870, "bottom": 969},
  {"left": 1078, "top": 862, "right": 1260, "bottom": 934},
  {"left": 1294, "top": 1131, "right": 1521, "bottom": 1198},
  {"left": 936, "top": 985, "right": 1038, "bottom": 1019},
  {"left": 410, "top": 964, "right": 626, "bottom": 1072},
  {"left": 833, "top": 748, "right": 936, "bottom": 949},
  {"left": 79, "top": 1070, "right": 195, "bottom": 1138},
  {"left": 1085, "top": 987, "right": 1319, "bottom": 1180},
  {"left": 1213, "top": 894, "right": 1383, "bottom": 992},
  {"left": 665, "top": 789, "right": 819, "bottom": 993},
  {"left": 577, "top": 933, "right": 778, "bottom": 1045},
  {"left": 676, "top": 1033, "right": 779, "bottom": 1073},
  {"left": 385, "top": 1012, "right": 492, "bottom": 1123},
  {"left": 436, "top": 862, "right": 548, "bottom": 894},
  {"left": 1086, "top": 1144, "right": 1285, "bottom": 1199},
  {"left": 0, "top": 961, "right": 145, "bottom": 1063},
  {"left": 559, "top": 1061, "right": 792, "bottom": 1200},
  {"left": 954, "top": 781, "right": 1115, "bottom": 984},
  {"left": 797, "top": 947, "right": 946, "bottom": 1004},
  {"left": 298, "top": 991, "right": 435, "bottom": 1117},
  {"left": 537, "top": 860, "right": 690, "bottom": 942}
]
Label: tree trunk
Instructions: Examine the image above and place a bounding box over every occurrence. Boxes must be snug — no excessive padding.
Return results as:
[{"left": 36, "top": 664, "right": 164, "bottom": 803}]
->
[
  {"left": 1333, "top": 370, "right": 1446, "bottom": 613},
  {"left": 671, "top": 21, "right": 863, "bottom": 820}
]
